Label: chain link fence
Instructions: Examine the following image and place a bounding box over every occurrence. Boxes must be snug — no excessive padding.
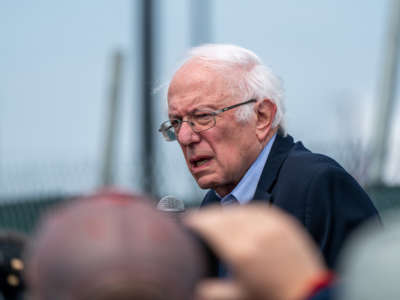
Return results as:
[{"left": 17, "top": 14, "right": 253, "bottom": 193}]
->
[{"left": 0, "top": 134, "right": 399, "bottom": 234}]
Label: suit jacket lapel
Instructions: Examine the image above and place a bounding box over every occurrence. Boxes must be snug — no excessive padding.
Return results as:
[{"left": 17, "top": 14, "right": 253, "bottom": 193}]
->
[
  {"left": 201, "top": 190, "right": 220, "bottom": 207},
  {"left": 201, "top": 134, "right": 295, "bottom": 207},
  {"left": 253, "top": 134, "right": 294, "bottom": 203}
]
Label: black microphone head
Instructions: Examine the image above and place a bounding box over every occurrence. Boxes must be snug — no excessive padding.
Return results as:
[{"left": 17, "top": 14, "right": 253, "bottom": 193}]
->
[{"left": 157, "top": 195, "right": 185, "bottom": 213}]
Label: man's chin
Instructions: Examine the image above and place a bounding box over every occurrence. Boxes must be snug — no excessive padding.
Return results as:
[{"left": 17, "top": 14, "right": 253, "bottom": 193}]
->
[{"left": 194, "top": 175, "right": 218, "bottom": 190}]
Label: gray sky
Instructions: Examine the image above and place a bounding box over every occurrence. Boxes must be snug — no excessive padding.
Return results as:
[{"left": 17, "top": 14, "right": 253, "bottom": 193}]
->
[{"left": 1, "top": 0, "right": 399, "bottom": 199}]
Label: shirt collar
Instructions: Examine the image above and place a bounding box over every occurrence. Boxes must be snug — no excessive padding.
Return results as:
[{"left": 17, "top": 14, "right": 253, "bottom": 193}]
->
[{"left": 219, "top": 133, "right": 277, "bottom": 205}]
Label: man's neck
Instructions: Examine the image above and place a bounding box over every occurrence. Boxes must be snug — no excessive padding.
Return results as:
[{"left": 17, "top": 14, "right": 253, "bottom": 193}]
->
[
  {"left": 214, "top": 131, "right": 278, "bottom": 199},
  {"left": 214, "top": 180, "right": 238, "bottom": 198}
]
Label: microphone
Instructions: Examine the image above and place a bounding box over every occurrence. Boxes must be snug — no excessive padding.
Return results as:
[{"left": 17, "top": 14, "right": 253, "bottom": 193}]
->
[
  {"left": 157, "top": 196, "right": 219, "bottom": 277},
  {"left": 157, "top": 195, "right": 185, "bottom": 213}
]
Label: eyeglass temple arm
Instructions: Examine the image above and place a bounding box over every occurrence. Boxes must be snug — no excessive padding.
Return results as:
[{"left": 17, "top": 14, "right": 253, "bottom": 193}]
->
[{"left": 220, "top": 99, "right": 257, "bottom": 112}]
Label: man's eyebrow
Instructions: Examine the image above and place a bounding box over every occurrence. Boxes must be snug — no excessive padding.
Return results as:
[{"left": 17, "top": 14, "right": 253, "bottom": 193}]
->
[
  {"left": 168, "top": 104, "right": 218, "bottom": 119},
  {"left": 193, "top": 104, "right": 219, "bottom": 111}
]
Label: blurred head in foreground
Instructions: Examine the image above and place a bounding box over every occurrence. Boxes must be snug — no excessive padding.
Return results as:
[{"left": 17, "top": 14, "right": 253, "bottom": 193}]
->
[
  {"left": 0, "top": 231, "right": 27, "bottom": 300},
  {"left": 25, "top": 190, "right": 208, "bottom": 300},
  {"left": 339, "top": 210, "right": 400, "bottom": 300}
]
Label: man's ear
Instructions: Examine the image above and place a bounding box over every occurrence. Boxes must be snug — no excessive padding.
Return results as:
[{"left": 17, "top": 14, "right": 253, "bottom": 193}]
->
[{"left": 255, "top": 99, "right": 277, "bottom": 142}]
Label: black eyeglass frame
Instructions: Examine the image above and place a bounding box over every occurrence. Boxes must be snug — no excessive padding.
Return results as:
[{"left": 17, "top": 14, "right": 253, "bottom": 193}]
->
[{"left": 158, "top": 99, "right": 257, "bottom": 141}]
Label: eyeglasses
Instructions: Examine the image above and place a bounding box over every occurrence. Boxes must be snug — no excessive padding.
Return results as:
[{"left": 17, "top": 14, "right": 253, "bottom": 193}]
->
[{"left": 158, "top": 99, "right": 257, "bottom": 141}]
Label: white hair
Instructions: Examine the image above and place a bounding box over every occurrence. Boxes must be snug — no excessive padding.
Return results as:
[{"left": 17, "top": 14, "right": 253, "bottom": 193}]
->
[{"left": 184, "top": 44, "right": 286, "bottom": 134}]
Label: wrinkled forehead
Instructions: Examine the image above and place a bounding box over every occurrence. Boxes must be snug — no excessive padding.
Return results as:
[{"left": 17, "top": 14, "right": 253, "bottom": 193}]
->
[{"left": 167, "top": 59, "right": 240, "bottom": 111}]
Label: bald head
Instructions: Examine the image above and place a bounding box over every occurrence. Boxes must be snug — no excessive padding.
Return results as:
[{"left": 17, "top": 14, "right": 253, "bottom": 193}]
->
[
  {"left": 26, "top": 191, "right": 207, "bottom": 300},
  {"left": 168, "top": 58, "right": 236, "bottom": 105}
]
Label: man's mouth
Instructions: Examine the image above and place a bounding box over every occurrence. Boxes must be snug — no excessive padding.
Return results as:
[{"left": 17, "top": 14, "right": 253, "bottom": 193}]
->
[
  {"left": 190, "top": 157, "right": 212, "bottom": 168},
  {"left": 195, "top": 159, "right": 210, "bottom": 167}
]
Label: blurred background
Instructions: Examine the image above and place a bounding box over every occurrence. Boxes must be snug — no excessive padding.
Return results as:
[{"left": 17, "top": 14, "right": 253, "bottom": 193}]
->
[{"left": 1, "top": 0, "right": 399, "bottom": 232}]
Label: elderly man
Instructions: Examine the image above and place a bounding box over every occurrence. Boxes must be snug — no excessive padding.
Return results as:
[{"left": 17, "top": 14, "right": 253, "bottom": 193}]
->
[{"left": 159, "top": 44, "right": 379, "bottom": 267}]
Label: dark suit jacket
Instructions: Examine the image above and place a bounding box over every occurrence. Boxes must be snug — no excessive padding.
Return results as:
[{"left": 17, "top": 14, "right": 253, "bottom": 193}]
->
[{"left": 201, "top": 133, "right": 379, "bottom": 268}]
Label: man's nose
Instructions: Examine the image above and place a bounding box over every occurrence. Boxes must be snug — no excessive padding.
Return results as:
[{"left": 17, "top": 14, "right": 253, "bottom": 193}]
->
[{"left": 177, "top": 121, "right": 200, "bottom": 145}]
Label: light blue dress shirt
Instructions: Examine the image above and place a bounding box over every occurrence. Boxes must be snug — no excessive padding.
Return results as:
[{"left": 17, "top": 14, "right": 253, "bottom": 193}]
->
[{"left": 219, "top": 133, "right": 277, "bottom": 205}]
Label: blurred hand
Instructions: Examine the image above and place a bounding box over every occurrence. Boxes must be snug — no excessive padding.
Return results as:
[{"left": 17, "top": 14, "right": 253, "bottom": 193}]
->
[{"left": 185, "top": 204, "right": 328, "bottom": 300}]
